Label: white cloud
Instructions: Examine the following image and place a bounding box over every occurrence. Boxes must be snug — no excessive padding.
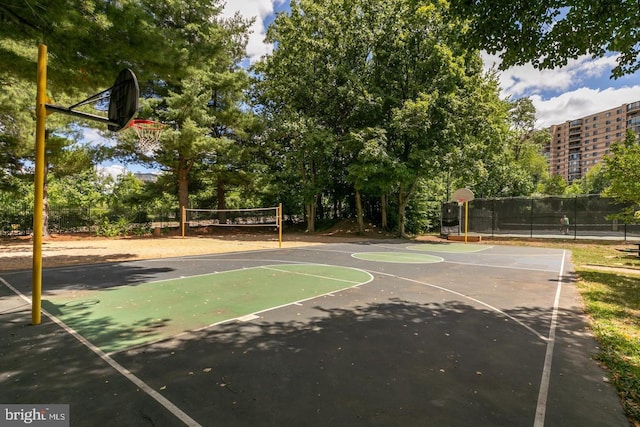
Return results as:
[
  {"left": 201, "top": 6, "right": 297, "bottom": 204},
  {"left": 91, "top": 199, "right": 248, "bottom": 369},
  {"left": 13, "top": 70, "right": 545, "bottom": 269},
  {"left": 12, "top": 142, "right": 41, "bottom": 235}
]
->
[
  {"left": 96, "top": 164, "right": 126, "bottom": 180},
  {"left": 531, "top": 86, "right": 640, "bottom": 129},
  {"left": 483, "top": 52, "right": 640, "bottom": 129},
  {"left": 483, "top": 53, "right": 618, "bottom": 98},
  {"left": 223, "top": 0, "right": 287, "bottom": 63}
]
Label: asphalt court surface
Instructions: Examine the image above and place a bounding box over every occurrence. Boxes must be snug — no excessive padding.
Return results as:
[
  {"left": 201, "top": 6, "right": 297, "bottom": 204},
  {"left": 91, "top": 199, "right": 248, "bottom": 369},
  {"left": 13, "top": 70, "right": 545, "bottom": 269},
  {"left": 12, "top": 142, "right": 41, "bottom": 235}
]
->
[{"left": 0, "top": 241, "right": 630, "bottom": 426}]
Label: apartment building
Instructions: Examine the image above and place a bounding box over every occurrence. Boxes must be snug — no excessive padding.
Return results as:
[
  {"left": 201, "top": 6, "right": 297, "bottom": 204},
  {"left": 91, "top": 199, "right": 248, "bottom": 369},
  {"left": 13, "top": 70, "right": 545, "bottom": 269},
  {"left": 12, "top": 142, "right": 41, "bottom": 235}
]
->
[{"left": 545, "top": 100, "right": 640, "bottom": 183}]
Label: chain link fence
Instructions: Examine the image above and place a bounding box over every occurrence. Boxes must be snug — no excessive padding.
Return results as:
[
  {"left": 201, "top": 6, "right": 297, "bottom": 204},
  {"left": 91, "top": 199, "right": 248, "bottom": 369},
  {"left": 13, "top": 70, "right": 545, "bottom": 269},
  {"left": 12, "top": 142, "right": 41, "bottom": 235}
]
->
[
  {"left": 0, "top": 205, "right": 181, "bottom": 237},
  {"left": 441, "top": 195, "right": 640, "bottom": 240}
]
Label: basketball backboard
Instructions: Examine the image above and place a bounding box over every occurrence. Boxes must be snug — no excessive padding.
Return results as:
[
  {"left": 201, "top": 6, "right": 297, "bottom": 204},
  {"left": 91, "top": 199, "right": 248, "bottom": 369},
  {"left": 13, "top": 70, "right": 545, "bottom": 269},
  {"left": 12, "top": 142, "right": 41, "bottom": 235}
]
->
[
  {"left": 107, "top": 69, "right": 139, "bottom": 131},
  {"left": 451, "top": 188, "right": 474, "bottom": 204},
  {"left": 44, "top": 68, "right": 139, "bottom": 132}
]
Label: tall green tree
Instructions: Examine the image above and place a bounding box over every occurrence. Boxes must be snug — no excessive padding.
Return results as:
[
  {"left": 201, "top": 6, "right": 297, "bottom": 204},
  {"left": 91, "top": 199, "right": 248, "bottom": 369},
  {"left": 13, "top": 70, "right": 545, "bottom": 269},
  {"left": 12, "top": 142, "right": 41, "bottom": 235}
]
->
[
  {"left": 602, "top": 130, "right": 640, "bottom": 220},
  {"left": 115, "top": 5, "right": 253, "bottom": 232},
  {"left": 1, "top": 0, "right": 254, "bottom": 236},
  {"left": 0, "top": 0, "right": 192, "bottom": 91},
  {"left": 542, "top": 174, "right": 568, "bottom": 196},
  {"left": 580, "top": 163, "right": 609, "bottom": 195},
  {"left": 0, "top": 79, "right": 33, "bottom": 192},
  {"left": 253, "top": 0, "right": 376, "bottom": 231},
  {"left": 256, "top": 0, "right": 512, "bottom": 236}
]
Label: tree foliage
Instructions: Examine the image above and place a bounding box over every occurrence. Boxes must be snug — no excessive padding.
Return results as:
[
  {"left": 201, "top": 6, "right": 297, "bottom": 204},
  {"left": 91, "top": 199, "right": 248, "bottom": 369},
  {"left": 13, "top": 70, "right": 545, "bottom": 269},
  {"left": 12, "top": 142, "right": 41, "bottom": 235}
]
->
[
  {"left": 450, "top": 0, "right": 640, "bottom": 78},
  {"left": 602, "top": 131, "right": 640, "bottom": 219},
  {"left": 0, "top": 0, "right": 557, "bottom": 237},
  {"left": 254, "top": 0, "right": 518, "bottom": 236}
]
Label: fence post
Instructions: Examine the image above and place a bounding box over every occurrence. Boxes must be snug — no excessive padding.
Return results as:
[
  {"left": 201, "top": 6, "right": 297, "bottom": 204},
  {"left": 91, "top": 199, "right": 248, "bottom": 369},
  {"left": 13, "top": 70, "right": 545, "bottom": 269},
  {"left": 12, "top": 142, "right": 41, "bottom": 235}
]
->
[
  {"left": 491, "top": 199, "right": 495, "bottom": 239},
  {"left": 573, "top": 196, "right": 577, "bottom": 240},
  {"left": 530, "top": 198, "right": 534, "bottom": 238}
]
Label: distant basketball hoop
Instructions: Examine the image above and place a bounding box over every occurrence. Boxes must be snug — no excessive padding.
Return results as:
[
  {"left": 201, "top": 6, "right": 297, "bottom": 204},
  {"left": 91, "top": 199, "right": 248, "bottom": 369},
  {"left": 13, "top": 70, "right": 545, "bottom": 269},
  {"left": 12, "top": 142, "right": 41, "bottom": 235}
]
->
[
  {"left": 127, "top": 119, "right": 165, "bottom": 153},
  {"left": 450, "top": 188, "right": 474, "bottom": 244},
  {"left": 451, "top": 188, "right": 474, "bottom": 204}
]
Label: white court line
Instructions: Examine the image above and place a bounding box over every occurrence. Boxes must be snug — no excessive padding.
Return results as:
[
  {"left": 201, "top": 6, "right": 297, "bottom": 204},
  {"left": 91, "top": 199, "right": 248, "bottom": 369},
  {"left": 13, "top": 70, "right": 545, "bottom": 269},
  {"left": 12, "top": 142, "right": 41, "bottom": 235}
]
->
[
  {"left": 0, "top": 278, "right": 202, "bottom": 427},
  {"left": 444, "top": 260, "right": 560, "bottom": 273},
  {"left": 403, "top": 243, "right": 494, "bottom": 253},
  {"left": 361, "top": 269, "right": 549, "bottom": 342},
  {"left": 533, "top": 250, "right": 566, "bottom": 427},
  {"left": 260, "top": 265, "right": 367, "bottom": 284},
  {"left": 298, "top": 246, "right": 561, "bottom": 273},
  {"left": 351, "top": 252, "right": 444, "bottom": 263}
]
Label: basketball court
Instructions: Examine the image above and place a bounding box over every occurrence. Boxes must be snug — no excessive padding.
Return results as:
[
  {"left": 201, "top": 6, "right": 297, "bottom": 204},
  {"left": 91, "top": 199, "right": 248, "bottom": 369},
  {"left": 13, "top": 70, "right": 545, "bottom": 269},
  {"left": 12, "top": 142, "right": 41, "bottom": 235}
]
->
[{"left": 0, "top": 240, "right": 629, "bottom": 426}]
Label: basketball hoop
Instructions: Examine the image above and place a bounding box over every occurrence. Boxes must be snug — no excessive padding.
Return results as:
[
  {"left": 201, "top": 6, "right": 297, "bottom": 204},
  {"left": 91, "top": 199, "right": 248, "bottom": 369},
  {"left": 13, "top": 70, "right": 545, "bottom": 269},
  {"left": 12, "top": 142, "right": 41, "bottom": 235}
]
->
[
  {"left": 128, "top": 119, "right": 164, "bottom": 153},
  {"left": 457, "top": 198, "right": 466, "bottom": 207}
]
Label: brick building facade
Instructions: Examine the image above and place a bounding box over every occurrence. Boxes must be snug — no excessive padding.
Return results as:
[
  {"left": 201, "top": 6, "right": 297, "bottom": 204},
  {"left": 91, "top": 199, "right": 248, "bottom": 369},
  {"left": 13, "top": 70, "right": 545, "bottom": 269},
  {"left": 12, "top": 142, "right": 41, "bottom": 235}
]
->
[{"left": 545, "top": 100, "right": 640, "bottom": 183}]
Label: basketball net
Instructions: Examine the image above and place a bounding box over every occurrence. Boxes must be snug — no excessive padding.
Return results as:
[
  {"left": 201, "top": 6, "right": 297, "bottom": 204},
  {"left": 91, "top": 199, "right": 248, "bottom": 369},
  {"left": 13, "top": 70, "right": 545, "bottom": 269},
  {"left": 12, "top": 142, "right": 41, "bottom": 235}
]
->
[{"left": 128, "top": 119, "right": 164, "bottom": 154}]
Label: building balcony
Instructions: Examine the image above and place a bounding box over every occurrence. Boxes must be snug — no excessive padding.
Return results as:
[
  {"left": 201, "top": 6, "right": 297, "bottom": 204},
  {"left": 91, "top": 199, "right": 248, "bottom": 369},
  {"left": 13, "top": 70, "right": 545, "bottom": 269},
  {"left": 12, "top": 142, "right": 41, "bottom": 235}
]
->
[{"left": 627, "top": 101, "right": 640, "bottom": 112}]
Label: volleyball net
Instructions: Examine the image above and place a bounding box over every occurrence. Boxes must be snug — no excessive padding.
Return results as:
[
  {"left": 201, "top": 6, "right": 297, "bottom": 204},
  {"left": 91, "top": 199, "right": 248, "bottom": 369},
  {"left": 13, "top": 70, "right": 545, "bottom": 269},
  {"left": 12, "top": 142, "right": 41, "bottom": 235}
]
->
[{"left": 181, "top": 204, "right": 283, "bottom": 247}]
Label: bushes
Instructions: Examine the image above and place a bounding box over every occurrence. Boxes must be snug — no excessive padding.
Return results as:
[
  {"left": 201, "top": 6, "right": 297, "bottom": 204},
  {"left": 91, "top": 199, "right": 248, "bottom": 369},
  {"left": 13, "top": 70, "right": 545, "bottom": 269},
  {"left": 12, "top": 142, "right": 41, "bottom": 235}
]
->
[{"left": 95, "top": 218, "right": 152, "bottom": 237}]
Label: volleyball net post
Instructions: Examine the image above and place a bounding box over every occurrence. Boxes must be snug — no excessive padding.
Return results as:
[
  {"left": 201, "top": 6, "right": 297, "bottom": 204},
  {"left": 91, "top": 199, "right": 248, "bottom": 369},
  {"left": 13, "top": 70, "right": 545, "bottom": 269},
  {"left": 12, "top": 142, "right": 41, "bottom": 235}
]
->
[{"left": 181, "top": 204, "right": 283, "bottom": 248}]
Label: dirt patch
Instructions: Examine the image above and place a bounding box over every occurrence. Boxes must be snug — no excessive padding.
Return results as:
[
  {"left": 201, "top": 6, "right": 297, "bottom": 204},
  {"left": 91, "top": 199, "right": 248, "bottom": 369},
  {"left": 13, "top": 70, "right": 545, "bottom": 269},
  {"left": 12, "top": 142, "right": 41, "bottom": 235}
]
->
[{"left": 0, "top": 229, "right": 381, "bottom": 272}]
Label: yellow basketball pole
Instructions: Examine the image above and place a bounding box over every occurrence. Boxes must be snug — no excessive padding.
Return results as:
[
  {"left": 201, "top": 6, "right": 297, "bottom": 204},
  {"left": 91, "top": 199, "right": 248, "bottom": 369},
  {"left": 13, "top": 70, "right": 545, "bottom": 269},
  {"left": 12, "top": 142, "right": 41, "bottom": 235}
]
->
[
  {"left": 464, "top": 201, "right": 469, "bottom": 244},
  {"left": 278, "top": 203, "right": 283, "bottom": 248},
  {"left": 32, "top": 44, "right": 48, "bottom": 325},
  {"left": 181, "top": 206, "right": 186, "bottom": 238}
]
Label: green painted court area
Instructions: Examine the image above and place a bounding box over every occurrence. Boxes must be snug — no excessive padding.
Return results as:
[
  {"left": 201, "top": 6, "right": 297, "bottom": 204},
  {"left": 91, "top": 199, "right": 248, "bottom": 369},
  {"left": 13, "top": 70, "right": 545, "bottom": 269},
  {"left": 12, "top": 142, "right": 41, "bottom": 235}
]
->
[
  {"left": 352, "top": 252, "right": 442, "bottom": 263},
  {"left": 406, "top": 242, "right": 490, "bottom": 253},
  {"left": 43, "top": 264, "right": 372, "bottom": 354}
]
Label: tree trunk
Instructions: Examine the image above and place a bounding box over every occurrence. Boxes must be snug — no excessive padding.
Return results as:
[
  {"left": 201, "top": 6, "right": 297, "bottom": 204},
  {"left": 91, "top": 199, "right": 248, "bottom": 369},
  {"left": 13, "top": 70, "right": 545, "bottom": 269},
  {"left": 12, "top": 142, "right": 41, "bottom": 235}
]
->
[
  {"left": 216, "top": 177, "right": 227, "bottom": 224},
  {"left": 380, "top": 194, "right": 388, "bottom": 230},
  {"left": 397, "top": 180, "right": 418, "bottom": 238},
  {"left": 42, "top": 161, "right": 51, "bottom": 238},
  {"left": 355, "top": 187, "right": 364, "bottom": 234},
  {"left": 178, "top": 164, "right": 189, "bottom": 235},
  {"left": 306, "top": 200, "right": 316, "bottom": 232}
]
